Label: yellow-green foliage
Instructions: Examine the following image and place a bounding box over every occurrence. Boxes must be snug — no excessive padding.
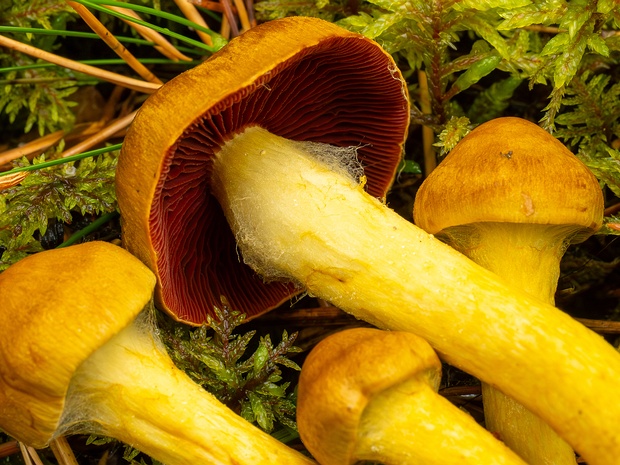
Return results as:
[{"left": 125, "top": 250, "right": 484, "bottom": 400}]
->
[{"left": 0, "top": 153, "right": 118, "bottom": 269}]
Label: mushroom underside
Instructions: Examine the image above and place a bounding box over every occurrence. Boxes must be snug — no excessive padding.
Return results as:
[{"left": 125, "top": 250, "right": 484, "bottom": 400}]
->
[{"left": 150, "top": 36, "right": 408, "bottom": 324}]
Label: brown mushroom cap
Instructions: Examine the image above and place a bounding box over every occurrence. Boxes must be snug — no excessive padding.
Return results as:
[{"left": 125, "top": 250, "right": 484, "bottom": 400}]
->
[
  {"left": 0, "top": 242, "right": 155, "bottom": 447},
  {"left": 117, "top": 16, "right": 410, "bottom": 325},
  {"left": 414, "top": 117, "right": 604, "bottom": 239},
  {"left": 296, "top": 327, "right": 441, "bottom": 465}
]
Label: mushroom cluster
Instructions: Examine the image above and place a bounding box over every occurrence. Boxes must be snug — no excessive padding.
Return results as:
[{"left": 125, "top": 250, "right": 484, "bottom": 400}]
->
[
  {"left": 0, "top": 241, "right": 315, "bottom": 465},
  {"left": 3, "top": 14, "right": 615, "bottom": 465},
  {"left": 117, "top": 16, "right": 620, "bottom": 465}
]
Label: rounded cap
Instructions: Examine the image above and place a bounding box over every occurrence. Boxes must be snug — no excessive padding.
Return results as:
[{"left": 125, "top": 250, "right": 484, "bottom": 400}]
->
[
  {"left": 414, "top": 117, "right": 604, "bottom": 239},
  {"left": 117, "top": 16, "right": 410, "bottom": 325},
  {"left": 296, "top": 328, "right": 441, "bottom": 465},
  {"left": 0, "top": 242, "right": 156, "bottom": 447}
]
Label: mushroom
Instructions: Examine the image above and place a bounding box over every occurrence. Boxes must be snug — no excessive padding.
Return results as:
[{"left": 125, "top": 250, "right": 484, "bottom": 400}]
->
[
  {"left": 413, "top": 116, "right": 604, "bottom": 464},
  {"left": 117, "top": 17, "right": 620, "bottom": 464},
  {"left": 0, "top": 241, "right": 315, "bottom": 465},
  {"left": 116, "top": 16, "right": 409, "bottom": 326},
  {"left": 297, "top": 327, "right": 528, "bottom": 465}
]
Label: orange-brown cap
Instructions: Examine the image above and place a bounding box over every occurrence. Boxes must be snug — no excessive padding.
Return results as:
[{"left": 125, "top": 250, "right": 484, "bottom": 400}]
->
[
  {"left": 296, "top": 328, "right": 441, "bottom": 465},
  {"left": 117, "top": 16, "right": 410, "bottom": 325},
  {"left": 0, "top": 242, "right": 155, "bottom": 447},
  {"left": 414, "top": 117, "right": 603, "bottom": 239}
]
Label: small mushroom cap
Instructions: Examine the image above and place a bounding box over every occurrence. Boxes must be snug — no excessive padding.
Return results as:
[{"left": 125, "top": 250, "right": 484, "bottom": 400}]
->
[
  {"left": 0, "top": 241, "right": 155, "bottom": 447},
  {"left": 117, "top": 16, "right": 410, "bottom": 325},
  {"left": 414, "top": 117, "right": 604, "bottom": 239},
  {"left": 296, "top": 328, "right": 441, "bottom": 465}
]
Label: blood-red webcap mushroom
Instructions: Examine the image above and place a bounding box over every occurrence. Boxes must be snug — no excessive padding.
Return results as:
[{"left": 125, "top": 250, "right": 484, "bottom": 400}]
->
[
  {"left": 0, "top": 242, "right": 315, "bottom": 465},
  {"left": 414, "top": 116, "right": 604, "bottom": 464},
  {"left": 116, "top": 15, "right": 409, "bottom": 326},
  {"left": 297, "top": 327, "right": 528, "bottom": 465},
  {"left": 117, "top": 17, "right": 620, "bottom": 464}
]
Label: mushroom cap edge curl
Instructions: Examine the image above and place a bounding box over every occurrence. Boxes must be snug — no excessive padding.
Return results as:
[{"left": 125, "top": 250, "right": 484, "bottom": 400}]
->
[
  {"left": 414, "top": 116, "right": 604, "bottom": 237},
  {"left": 116, "top": 16, "right": 410, "bottom": 325}
]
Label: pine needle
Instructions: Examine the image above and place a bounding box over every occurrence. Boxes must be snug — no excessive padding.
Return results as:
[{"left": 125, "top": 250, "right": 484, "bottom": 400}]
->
[
  {"left": 60, "top": 111, "right": 138, "bottom": 159},
  {"left": 0, "top": 35, "right": 160, "bottom": 93},
  {"left": 106, "top": 5, "right": 193, "bottom": 61},
  {"left": 173, "top": 0, "right": 213, "bottom": 46},
  {"left": 67, "top": 1, "right": 163, "bottom": 85}
]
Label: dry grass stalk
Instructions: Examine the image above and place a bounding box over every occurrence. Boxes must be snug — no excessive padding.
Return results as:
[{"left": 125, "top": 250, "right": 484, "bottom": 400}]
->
[
  {"left": 49, "top": 437, "right": 80, "bottom": 465},
  {"left": 221, "top": 15, "right": 231, "bottom": 39},
  {"left": 67, "top": 1, "right": 163, "bottom": 85},
  {"left": 418, "top": 70, "right": 436, "bottom": 176},
  {"left": 173, "top": 0, "right": 214, "bottom": 46},
  {"left": 60, "top": 110, "right": 138, "bottom": 158},
  {"left": 192, "top": 0, "right": 253, "bottom": 36},
  {"left": 232, "top": 0, "right": 252, "bottom": 32},
  {"left": 0, "top": 35, "right": 160, "bottom": 93},
  {"left": 0, "top": 440, "right": 19, "bottom": 458},
  {"left": 0, "top": 130, "right": 64, "bottom": 167},
  {"left": 0, "top": 172, "right": 29, "bottom": 190},
  {"left": 18, "top": 442, "right": 44, "bottom": 465},
  {"left": 106, "top": 5, "right": 192, "bottom": 61},
  {"left": 219, "top": 0, "right": 239, "bottom": 37}
]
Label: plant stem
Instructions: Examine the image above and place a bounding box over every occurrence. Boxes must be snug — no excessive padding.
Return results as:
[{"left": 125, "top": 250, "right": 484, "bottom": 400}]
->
[
  {"left": 72, "top": 0, "right": 222, "bottom": 52},
  {"left": 56, "top": 212, "right": 119, "bottom": 249},
  {"left": 68, "top": 1, "right": 163, "bottom": 84},
  {"left": 0, "top": 144, "right": 122, "bottom": 178}
]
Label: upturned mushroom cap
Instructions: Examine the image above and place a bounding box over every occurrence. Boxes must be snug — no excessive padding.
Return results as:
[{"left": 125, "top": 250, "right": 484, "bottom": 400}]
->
[
  {"left": 414, "top": 117, "right": 604, "bottom": 239},
  {"left": 0, "top": 241, "right": 155, "bottom": 447},
  {"left": 296, "top": 328, "right": 441, "bottom": 465},
  {"left": 117, "top": 16, "right": 410, "bottom": 325}
]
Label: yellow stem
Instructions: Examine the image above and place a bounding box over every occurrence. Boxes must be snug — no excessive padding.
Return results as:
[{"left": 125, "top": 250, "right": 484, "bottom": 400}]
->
[
  {"left": 442, "top": 223, "right": 580, "bottom": 464},
  {"left": 210, "top": 126, "right": 620, "bottom": 465},
  {"left": 60, "top": 313, "right": 315, "bottom": 465},
  {"left": 357, "top": 378, "right": 527, "bottom": 464},
  {"left": 441, "top": 223, "right": 572, "bottom": 303}
]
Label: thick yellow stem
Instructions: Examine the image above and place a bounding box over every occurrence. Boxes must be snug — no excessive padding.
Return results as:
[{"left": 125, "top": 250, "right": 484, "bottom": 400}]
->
[
  {"left": 357, "top": 378, "right": 527, "bottom": 465},
  {"left": 442, "top": 223, "right": 577, "bottom": 464},
  {"left": 211, "top": 126, "right": 620, "bottom": 465},
  {"left": 59, "top": 313, "right": 315, "bottom": 465}
]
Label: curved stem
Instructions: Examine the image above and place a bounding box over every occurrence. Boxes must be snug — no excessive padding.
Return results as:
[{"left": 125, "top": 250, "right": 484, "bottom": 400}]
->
[
  {"left": 356, "top": 378, "right": 526, "bottom": 464},
  {"left": 60, "top": 312, "right": 315, "bottom": 465},
  {"left": 211, "top": 126, "right": 620, "bottom": 465}
]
